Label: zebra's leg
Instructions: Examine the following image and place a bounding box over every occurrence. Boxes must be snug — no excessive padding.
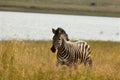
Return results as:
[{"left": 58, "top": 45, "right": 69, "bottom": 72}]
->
[
  {"left": 84, "top": 57, "right": 92, "bottom": 67},
  {"left": 56, "top": 62, "right": 61, "bottom": 72},
  {"left": 88, "top": 57, "right": 92, "bottom": 67},
  {"left": 68, "top": 65, "right": 72, "bottom": 77},
  {"left": 82, "top": 57, "right": 92, "bottom": 75},
  {"left": 74, "top": 63, "right": 78, "bottom": 70}
]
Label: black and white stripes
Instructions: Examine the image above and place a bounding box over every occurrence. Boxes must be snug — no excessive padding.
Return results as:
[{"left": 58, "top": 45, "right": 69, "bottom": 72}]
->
[
  {"left": 51, "top": 28, "right": 92, "bottom": 68},
  {"left": 57, "top": 39, "right": 92, "bottom": 67}
]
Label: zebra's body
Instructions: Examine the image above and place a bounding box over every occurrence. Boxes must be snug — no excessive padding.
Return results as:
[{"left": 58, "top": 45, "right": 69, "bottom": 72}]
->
[{"left": 57, "top": 39, "right": 92, "bottom": 67}]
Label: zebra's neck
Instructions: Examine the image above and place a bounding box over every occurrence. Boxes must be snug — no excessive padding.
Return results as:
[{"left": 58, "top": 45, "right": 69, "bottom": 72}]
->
[
  {"left": 58, "top": 41, "right": 66, "bottom": 54},
  {"left": 58, "top": 40, "right": 70, "bottom": 56}
]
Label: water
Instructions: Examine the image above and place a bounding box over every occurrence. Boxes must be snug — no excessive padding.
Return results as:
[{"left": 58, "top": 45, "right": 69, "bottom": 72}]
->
[{"left": 0, "top": 11, "right": 120, "bottom": 41}]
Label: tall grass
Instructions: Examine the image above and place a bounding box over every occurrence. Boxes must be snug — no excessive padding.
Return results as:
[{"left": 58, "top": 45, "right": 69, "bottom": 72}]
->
[{"left": 0, "top": 40, "right": 120, "bottom": 80}]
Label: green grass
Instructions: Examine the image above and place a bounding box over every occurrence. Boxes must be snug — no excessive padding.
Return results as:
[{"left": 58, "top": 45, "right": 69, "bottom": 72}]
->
[
  {"left": 0, "top": 0, "right": 120, "bottom": 17},
  {"left": 0, "top": 40, "right": 120, "bottom": 80}
]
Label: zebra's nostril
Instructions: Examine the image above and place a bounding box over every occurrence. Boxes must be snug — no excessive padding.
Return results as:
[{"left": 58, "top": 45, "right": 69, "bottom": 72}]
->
[{"left": 51, "top": 46, "right": 56, "bottom": 53}]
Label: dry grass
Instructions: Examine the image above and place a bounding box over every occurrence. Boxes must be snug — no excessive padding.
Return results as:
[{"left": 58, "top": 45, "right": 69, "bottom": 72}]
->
[{"left": 0, "top": 40, "right": 120, "bottom": 80}]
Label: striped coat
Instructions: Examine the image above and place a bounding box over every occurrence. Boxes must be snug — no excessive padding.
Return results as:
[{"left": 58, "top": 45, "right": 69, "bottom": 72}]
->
[{"left": 56, "top": 39, "right": 92, "bottom": 67}]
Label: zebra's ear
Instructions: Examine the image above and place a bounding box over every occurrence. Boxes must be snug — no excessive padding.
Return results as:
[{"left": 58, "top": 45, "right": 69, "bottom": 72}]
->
[{"left": 52, "top": 28, "right": 56, "bottom": 34}]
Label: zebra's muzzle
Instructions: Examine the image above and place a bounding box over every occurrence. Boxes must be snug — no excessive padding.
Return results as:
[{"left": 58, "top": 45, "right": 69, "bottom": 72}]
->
[{"left": 51, "top": 45, "right": 56, "bottom": 53}]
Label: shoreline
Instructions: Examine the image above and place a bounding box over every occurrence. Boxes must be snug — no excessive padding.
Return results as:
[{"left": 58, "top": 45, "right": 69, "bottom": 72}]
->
[{"left": 0, "top": 1, "right": 120, "bottom": 17}]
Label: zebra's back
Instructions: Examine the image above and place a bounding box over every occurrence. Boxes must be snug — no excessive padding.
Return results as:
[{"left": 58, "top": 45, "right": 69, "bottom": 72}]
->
[{"left": 57, "top": 40, "right": 92, "bottom": 66}]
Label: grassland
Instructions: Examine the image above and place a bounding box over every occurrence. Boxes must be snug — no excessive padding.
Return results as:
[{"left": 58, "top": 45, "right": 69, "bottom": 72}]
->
[
  {"left": 0, "top": 40, "right": 120, "bottom": 80},
  {"left": 0, "top": 0, "right": 120, "bottom": 17}
]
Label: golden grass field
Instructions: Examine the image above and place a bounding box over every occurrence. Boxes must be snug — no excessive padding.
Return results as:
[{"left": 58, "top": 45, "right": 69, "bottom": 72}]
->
[{"left": 0, "top": 40, "right": 120, "bottom": 80}]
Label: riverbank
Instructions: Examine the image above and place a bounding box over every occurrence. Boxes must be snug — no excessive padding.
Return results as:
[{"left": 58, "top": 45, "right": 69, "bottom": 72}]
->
[
  {"left": 0, "top": 0, "right": 120, "bottom": 17},
  {"left": 0, "top": 40, "right": 120, "bottom": 80}
]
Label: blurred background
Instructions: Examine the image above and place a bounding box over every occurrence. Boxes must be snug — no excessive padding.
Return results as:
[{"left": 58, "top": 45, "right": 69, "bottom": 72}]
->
[{"left": 0, "top": 0, "right": 120, "bottom": 41}]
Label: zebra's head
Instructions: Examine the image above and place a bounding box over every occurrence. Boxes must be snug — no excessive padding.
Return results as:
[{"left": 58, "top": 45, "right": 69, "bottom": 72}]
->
[{"left": 51, "top": 27, "right": 69, "bottom": 53}]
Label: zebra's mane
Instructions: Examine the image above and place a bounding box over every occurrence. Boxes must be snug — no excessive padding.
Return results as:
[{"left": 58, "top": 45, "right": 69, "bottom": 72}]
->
[{"left": 56, "top": 27, "right": 69, "bottom": 41}]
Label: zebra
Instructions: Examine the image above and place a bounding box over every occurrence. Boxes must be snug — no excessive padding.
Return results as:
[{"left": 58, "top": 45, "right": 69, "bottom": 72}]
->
[{"left": 50, "top": 28, "right": 92, "bottom": 69}]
